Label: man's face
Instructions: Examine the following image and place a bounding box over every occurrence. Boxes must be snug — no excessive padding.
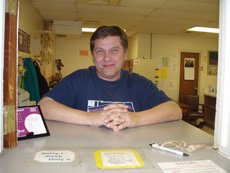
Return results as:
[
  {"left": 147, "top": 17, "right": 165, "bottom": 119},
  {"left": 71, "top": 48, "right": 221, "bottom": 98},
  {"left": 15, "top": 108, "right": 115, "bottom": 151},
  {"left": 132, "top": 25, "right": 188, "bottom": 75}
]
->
[{"left": 92, "top": 36, "right": 126, "bottom": 81}]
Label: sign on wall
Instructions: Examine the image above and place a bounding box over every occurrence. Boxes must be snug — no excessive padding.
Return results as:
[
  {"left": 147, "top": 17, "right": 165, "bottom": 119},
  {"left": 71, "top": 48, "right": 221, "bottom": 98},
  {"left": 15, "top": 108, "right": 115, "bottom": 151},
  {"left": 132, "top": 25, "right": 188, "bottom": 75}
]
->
[{"left": 184, "top": 58, "right": 195, "bottom": 80}]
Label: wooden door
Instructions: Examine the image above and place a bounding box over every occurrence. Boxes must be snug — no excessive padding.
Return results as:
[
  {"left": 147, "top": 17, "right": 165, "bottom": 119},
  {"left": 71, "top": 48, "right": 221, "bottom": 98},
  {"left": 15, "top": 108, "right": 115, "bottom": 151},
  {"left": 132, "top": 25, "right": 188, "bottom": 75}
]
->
[{"left": 179, "top": 52, "right": 199, "bottom": 101}]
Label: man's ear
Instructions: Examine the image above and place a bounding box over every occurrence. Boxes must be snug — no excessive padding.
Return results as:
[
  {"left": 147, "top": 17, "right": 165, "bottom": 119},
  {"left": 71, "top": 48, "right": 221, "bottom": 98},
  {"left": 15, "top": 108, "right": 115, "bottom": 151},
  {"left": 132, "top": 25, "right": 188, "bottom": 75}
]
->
[
  {"left": 92, "top": 53, "right": 96, "bottom": 64},
  {"left": 124, "top": 51, "right": 128, "bottom": 60}
]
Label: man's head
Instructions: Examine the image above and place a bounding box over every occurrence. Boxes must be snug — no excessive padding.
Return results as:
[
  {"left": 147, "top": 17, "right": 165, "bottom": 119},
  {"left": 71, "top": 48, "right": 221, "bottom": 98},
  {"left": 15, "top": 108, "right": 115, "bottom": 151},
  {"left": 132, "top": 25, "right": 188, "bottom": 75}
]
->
[
  {"left": 90, "top": 26, "right": 129, "bottom": 82},
  {"left": 90, "top": 26, "right": 128, "bottom": 53}
]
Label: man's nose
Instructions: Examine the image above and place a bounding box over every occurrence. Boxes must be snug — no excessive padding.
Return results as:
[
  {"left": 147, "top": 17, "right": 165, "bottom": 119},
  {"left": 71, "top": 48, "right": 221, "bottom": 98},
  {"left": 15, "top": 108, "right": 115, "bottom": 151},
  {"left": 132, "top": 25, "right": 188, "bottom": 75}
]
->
[{"left": 104, "top": 51, "right": 112, "bottom": 61}]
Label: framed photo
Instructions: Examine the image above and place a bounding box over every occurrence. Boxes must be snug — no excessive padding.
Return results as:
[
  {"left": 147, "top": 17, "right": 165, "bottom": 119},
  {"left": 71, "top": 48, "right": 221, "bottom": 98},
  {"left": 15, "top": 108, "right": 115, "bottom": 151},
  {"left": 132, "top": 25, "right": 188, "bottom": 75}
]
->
[
  {"left": 17, "top": 105, "right": 50, "bottom": 140},
  {"left": 208, "top": 51, "right": 218, "bottom": 75},
  {"left": 18, "top": 29, "right": 31, "bottom": 53}
]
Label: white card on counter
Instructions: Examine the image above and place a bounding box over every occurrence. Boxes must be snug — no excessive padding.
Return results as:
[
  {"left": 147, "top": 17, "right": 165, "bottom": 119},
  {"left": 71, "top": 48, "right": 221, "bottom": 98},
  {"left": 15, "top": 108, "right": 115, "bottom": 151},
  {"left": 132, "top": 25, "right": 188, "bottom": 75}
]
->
[
  {"left": 34, "top": 150, "right": 75, "bottom": 162},
  {"left": 158, "top": 160, "right": 227, "bottom": 173}
]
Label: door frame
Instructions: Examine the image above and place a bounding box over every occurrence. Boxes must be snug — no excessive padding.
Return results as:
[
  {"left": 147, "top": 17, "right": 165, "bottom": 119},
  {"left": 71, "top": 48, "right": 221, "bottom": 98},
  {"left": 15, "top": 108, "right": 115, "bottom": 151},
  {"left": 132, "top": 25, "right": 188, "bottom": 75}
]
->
[{"left": 0, "top": 0, "right": 6, "bottom": 154}]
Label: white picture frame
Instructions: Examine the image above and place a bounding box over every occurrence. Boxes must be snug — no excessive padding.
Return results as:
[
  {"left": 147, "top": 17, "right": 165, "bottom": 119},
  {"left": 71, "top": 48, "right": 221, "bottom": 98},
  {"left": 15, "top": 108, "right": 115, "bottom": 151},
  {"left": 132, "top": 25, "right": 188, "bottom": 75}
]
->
[{"left": 0, "top": 0, "right": 6, "bottom": 154}]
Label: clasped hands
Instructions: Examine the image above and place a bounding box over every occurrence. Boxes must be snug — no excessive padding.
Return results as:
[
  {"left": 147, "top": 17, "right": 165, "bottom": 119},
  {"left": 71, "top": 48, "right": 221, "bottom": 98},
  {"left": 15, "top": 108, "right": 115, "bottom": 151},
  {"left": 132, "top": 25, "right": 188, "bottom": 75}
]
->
[{"left": 91, "top": 103, "right": 136, "bottom": 132}]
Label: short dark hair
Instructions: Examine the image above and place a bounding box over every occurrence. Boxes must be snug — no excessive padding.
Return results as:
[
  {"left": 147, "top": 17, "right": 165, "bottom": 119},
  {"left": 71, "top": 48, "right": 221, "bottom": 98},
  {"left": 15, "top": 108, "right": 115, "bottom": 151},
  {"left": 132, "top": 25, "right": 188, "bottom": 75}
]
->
[{"left": 90, "top": 25, "right": 128, "bottom": 53}]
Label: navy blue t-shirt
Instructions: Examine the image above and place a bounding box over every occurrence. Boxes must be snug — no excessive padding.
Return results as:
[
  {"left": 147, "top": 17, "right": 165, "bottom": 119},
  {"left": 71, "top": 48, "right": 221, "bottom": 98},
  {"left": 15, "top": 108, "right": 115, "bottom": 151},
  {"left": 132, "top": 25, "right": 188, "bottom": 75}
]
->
[{"left": 45, "top": 66, "right": 171, "bottom": 112}]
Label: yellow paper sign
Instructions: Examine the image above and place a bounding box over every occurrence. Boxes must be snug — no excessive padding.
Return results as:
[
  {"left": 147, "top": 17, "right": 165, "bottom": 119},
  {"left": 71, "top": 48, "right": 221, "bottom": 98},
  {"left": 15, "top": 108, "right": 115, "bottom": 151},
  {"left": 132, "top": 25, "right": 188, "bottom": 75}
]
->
[{"left": 94, "top": 149, "right": 144, "bottom": 169}]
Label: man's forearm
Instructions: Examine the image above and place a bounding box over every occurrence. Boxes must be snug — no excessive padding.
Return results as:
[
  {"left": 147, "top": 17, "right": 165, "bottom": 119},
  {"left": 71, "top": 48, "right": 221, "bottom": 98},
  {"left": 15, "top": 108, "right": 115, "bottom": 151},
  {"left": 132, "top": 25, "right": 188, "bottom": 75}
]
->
[
  {"left": 134, "top": 101, "right": 182, "bottom": 127},
  {"left": 38, "top": 97, "right": 91, "bottom": 125}
]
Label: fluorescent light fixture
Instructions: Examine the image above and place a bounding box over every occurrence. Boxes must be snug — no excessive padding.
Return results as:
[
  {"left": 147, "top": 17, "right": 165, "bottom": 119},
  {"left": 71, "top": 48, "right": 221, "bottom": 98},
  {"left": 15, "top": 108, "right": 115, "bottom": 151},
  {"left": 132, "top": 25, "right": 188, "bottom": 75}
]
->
[
  {"left": 82, "top": 28, "right": 97, "bottom": 33},
  {"left": 82, "top": 27, "right": 126, "bottom": 33},
  {"left": 187, "top": 27, "right": 219, "bottom": 34}
]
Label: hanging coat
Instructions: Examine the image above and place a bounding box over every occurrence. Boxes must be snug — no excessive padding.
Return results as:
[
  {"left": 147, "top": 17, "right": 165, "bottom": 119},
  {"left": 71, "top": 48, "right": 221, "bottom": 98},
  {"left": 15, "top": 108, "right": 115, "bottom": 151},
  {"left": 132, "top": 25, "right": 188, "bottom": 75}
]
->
[{"left": 23, "top": 58, "right": 40, "bottom": 103}]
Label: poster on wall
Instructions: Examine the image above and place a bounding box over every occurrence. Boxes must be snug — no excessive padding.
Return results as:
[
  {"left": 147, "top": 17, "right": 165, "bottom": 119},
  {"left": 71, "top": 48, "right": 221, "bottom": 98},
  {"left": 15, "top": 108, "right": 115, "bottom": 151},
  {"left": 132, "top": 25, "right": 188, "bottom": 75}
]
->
[
  {"left": 162, "top": 57, "right": 169, "bottom": 67},
  {"left": 184, "top": 58, "right": 195, "bottom": 80}
]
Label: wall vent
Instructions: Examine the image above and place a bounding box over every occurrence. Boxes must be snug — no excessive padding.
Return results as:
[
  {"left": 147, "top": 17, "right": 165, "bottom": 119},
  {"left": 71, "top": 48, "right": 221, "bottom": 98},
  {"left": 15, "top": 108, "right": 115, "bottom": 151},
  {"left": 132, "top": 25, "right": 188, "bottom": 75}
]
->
[{"left": 53, "top": 20, "right": 82, "bottom": 35}]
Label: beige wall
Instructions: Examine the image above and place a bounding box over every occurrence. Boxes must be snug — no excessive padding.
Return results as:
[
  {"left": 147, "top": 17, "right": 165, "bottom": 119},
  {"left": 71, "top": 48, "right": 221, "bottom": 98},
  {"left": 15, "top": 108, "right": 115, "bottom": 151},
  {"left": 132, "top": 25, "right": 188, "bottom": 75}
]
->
[
  {"left": 54, "top": 33, "right": 217, "bottom": 103},
  {"left": 127, "top": 34, "right": 138, "bottom": 59},
  {"left": 129, "top": 34, "right": 218, "bottom": 103},
  {"left": 19, "top": 1, "right": 218, "bottom": 103},
  {"left": 55, "top": 34, "right": 94, "bottom": 77},
  {"left": 18, "top": 0, "right": 44, "bottom": 57},
  {"left": 18, "top": 1, "right": 56, "bottom": 80}
]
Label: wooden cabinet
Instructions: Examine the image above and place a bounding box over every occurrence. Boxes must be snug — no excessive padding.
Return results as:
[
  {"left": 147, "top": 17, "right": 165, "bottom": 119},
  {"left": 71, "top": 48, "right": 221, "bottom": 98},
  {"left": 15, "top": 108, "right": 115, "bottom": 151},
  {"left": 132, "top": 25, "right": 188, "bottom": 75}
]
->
[{"left": 204, "top": 95, "right": 216, "bottom": 129}]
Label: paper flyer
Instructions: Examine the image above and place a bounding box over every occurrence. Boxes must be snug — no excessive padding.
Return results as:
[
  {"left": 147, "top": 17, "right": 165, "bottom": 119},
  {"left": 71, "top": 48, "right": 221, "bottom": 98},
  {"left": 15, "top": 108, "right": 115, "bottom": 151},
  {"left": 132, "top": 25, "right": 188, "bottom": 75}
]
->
[{"left": 158, "top": 160, "right": 227, "bottom": 173}]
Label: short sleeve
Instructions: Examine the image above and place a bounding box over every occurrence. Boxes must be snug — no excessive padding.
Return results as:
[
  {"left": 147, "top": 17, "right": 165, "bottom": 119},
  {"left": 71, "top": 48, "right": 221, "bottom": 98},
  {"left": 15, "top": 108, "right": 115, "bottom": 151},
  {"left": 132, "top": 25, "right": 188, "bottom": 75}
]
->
[
  {"left": 45, "top": 76, "right": 77, "bottom": 108},
  {"left": 134, "top": 75, "right": 171, "bottom": 110}
]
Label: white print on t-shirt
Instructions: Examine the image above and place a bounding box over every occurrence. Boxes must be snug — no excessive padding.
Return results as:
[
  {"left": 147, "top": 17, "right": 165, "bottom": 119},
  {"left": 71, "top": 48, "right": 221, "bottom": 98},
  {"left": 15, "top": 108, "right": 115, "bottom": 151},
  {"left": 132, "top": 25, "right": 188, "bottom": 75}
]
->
[{"left": 87, "top": 100, "right": 135, "bottom": 112}]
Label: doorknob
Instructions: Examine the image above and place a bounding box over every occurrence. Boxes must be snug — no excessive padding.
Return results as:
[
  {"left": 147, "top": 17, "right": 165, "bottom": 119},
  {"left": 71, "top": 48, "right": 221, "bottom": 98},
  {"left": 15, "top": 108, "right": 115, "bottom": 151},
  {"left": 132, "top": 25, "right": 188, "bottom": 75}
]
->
[{"left": 194, "top": 87, "right": 198, "bottom": 95}]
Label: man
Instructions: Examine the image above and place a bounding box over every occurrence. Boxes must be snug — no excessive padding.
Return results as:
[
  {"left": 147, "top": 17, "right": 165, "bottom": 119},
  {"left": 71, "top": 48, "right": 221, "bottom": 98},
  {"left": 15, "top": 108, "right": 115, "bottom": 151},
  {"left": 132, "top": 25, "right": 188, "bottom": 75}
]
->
[{"left": 38, "top": 25, "right": 182, "bottom": 132}]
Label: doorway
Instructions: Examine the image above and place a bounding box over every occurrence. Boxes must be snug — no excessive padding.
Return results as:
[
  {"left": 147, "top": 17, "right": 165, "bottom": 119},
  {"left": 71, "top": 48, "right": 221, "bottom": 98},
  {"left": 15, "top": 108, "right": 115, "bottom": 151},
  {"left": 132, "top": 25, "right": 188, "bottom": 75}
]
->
[{"left": 179, "top": 52, "right": 200, "bottom": 101}]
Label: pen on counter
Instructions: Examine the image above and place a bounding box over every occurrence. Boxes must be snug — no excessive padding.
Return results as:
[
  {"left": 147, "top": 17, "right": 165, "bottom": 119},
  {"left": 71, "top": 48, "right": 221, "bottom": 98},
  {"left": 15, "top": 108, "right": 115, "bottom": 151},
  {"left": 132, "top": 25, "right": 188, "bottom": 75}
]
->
[{"left": 149, "top": 143, "right": 189, "bottom": 156}]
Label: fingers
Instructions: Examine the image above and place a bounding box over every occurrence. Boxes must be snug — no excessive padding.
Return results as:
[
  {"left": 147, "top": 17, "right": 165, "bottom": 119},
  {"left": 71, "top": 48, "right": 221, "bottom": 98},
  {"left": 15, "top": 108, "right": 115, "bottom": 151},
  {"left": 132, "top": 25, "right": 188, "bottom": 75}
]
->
[
  {"left": 90, "top": 104, "right": 127, "bottom": 127},
  {"left": 92, "top": 103, "right": 135, "bottom": 131},
  {"left": 105, "top": 118, "right": 125, "bottom": 128},
  {"left": 109, "top": 112, "right": 136, "bottom": 132},
  {"left": 103, "top": 104, "right": 128, "bottom": 124},
  {"left": 103, "top": 111, "right": 127, "bottom": 124},
  {"left": 103, "top": 103, "right": 129, "bottom": 110},
  {"left": 104, "top": 112, "right": 134, "bottom": 132},
  {"left": 112, "top": 123, "right": 127, "bottom": 132}
]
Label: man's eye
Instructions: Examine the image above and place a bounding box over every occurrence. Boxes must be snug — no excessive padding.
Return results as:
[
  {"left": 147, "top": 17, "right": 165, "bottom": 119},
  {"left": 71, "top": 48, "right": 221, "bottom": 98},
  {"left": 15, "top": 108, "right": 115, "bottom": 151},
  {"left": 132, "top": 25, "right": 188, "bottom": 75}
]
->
[
  {"left": 95, "top": 49, "right": 103, "bottom": 53},
  {"left": 110, "top": 48, "right": 119, "bottom": 54},
  {"left": 95, "top": 49, "right": 105, "bottom": 55}
]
